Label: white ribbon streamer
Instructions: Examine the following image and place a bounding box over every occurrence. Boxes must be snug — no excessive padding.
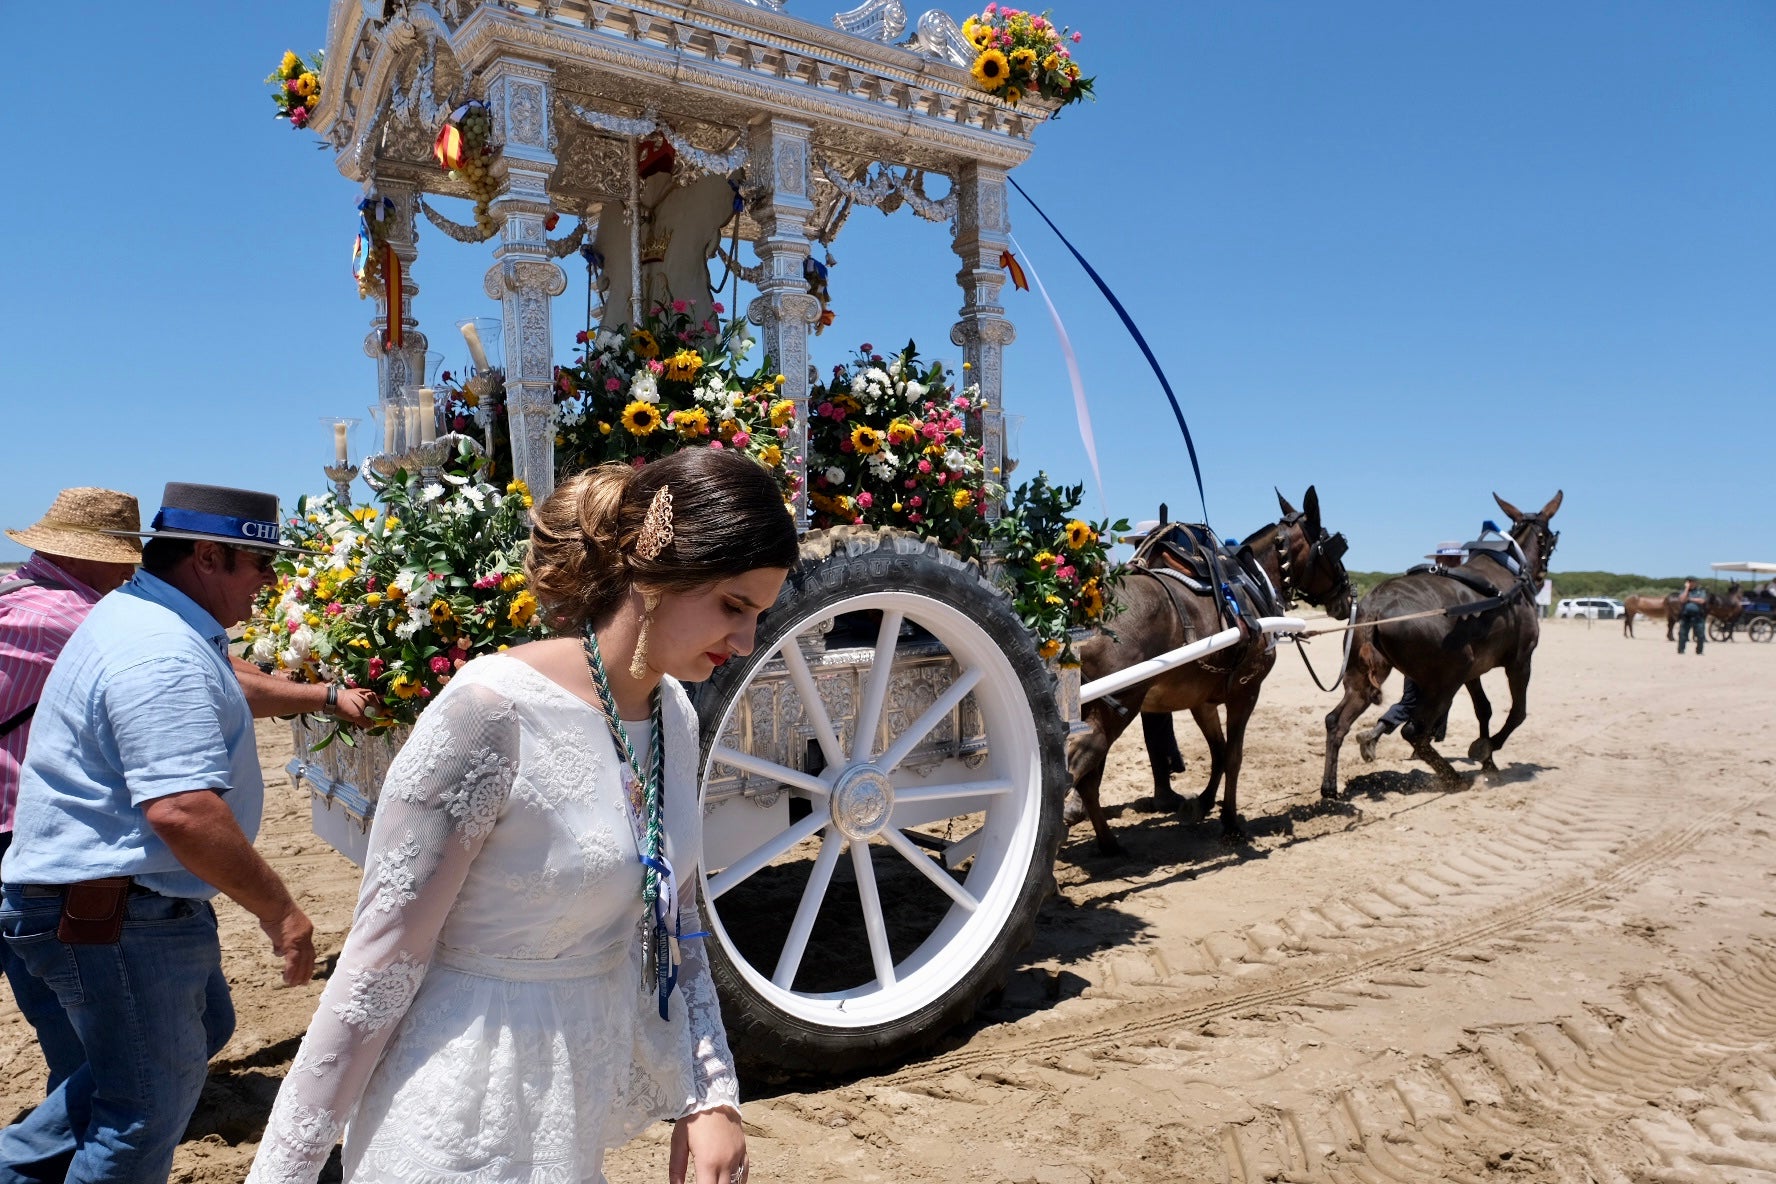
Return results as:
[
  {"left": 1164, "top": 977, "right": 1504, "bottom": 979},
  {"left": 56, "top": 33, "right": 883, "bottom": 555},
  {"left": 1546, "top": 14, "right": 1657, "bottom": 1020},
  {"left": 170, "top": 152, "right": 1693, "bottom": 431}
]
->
[{"left": 1009, "top": 234, "right": 1105, "bottom": 514}]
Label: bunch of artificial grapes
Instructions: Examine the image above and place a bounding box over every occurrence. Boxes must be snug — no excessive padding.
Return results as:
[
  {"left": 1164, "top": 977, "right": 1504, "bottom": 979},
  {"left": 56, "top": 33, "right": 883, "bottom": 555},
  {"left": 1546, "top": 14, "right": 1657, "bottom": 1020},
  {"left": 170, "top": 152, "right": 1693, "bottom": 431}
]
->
[{"left": 450, "top": 105, "right": 500, "bottom": 235}]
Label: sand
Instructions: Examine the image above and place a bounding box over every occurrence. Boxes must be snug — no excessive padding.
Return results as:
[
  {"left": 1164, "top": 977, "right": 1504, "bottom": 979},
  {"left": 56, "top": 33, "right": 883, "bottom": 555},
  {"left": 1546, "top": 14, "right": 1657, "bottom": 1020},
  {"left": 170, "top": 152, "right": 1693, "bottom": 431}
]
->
[{"left": 3, "top": 617, "right": 1771, "bottom": 1183}]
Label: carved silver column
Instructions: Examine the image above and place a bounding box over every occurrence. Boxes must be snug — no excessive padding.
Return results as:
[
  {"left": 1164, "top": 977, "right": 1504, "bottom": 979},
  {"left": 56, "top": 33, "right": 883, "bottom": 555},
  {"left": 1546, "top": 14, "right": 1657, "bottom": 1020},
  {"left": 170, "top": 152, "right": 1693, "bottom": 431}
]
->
[
  {"left": 480, "top": 57, "right": 565, "bottom": 498},
  {"left": 949, "top": 162, "right": 1013, "bottom": 520},
  {"left": 366, "top": 181, "right": 429, "bottom": 448},
  {"left": 745, "top": 118, "right": 822, "bottom": 529}
]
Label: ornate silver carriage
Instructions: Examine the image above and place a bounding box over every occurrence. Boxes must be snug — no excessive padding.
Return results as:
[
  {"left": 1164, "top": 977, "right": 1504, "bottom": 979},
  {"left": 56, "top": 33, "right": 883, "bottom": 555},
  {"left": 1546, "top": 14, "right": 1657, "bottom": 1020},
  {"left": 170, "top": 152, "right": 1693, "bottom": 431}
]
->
[{"left": 295, "top": 0, "right": 1086, "bottom": 1076}]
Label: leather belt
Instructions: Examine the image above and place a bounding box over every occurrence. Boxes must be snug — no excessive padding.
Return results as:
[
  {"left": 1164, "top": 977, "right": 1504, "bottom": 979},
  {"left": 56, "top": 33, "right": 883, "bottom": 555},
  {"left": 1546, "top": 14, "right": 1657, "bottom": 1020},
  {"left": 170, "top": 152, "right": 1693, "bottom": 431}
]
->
[{"left": 16, "top": 881, "right": 154, "bottom": 899}]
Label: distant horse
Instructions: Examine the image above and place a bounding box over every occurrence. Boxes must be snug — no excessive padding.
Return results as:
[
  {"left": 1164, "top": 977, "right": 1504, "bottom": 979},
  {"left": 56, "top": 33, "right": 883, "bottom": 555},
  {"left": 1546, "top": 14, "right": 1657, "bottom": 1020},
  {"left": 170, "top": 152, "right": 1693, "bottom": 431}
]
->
[
  {"left": 1068, "top": 487, "right": 1355, "bottom": 852},
  {"left": 1623, "top": 584, "right": 1742, "bottom": 639},
  {"left": 1320, "top": 492, "right": 1562, "bottom": 796},
  {"left": 1621, "top": 593, "right": 1677, "bottom": 639}
]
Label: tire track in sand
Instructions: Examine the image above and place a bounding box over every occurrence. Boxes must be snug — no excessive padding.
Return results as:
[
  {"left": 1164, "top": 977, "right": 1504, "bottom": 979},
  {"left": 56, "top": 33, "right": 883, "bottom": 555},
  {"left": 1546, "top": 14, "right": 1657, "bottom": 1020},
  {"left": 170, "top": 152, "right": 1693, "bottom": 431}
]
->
[
  {"left": 1217, "top": 943, "right": 1776, "bottom": 1183},
  {"left": 875, "top": 785, "right": 1762, "bottom": 1091}
]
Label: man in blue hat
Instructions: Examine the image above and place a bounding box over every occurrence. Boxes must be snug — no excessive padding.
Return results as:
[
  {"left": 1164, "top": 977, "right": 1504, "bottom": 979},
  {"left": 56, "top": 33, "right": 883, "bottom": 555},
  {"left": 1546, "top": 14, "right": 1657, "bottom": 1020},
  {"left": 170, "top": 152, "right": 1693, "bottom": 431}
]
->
[{"left": 0, "top": 484, "right": 319, "bottom": 1184}]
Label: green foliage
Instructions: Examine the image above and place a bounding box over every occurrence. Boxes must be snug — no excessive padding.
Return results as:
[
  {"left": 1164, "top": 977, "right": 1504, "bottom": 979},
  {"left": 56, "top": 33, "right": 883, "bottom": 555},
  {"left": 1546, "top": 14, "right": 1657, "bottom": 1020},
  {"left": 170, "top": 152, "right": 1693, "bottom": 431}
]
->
[{"left": 989, "top": 473, "right": 1127, "bottom": 663}]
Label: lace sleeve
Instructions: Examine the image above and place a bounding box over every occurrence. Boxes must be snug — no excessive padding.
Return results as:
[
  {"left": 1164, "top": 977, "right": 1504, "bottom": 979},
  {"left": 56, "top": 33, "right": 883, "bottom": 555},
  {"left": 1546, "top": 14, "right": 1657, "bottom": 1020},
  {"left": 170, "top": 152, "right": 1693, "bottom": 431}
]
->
[
  {"left": 247, "top": 680, "right": 520, "bottom": 1184},
  {"left": 665, "top": 687, "right": 741, "bottom": 1119}
]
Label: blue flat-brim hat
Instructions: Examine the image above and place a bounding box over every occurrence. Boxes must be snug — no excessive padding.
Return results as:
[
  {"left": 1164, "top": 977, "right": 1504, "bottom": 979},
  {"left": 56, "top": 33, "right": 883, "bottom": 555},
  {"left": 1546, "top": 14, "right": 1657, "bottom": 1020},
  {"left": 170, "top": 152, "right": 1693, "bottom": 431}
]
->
[{"left": 103, "top": 482, "right": 303, "bottom": 554}]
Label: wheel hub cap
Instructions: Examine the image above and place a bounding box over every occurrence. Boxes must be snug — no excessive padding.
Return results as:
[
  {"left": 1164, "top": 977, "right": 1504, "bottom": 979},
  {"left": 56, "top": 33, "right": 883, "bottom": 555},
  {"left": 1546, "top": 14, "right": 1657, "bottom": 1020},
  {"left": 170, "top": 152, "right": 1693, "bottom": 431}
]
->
[{"left": 830, "top": 764, "right": 895, "bottom": 841}]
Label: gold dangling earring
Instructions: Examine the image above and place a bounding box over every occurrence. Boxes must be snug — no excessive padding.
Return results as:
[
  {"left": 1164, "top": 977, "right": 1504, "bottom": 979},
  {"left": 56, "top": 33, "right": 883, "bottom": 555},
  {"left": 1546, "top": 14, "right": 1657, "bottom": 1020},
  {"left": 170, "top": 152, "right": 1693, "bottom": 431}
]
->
[{"left": 630, "top": 590, "right": 660, "bottom": 680}]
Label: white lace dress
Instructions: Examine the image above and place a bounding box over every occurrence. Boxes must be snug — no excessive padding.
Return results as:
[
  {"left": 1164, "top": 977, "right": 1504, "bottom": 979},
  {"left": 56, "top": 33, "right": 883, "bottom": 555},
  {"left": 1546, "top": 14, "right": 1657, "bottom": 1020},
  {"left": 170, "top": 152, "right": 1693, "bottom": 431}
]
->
[{"left": 247, "top": 654, "right": 740, "bottom": 1184}]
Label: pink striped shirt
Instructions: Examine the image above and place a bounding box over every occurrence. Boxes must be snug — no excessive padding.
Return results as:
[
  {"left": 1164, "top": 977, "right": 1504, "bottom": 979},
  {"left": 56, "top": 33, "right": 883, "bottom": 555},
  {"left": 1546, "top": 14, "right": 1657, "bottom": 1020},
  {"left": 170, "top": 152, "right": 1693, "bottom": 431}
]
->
[{"left": 1, "top": 554, "right": 103, "bottom": 832}]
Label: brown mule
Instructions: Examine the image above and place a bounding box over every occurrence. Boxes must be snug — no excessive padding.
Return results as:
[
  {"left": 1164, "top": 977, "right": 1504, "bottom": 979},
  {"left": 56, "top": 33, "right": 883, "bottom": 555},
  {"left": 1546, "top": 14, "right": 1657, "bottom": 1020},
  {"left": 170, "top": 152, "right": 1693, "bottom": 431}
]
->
[
  {"left": 1321, "top": 492, "right": 1561, "bottom": 797},
  {"left": 1068, "top": 487, "right": 1354, "bottom": 853}
]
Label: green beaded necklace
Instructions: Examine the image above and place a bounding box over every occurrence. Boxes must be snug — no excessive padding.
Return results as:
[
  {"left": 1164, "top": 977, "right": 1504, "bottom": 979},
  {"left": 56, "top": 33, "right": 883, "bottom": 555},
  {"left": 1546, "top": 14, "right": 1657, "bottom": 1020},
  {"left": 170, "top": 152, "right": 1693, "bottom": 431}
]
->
[{"left": 582, "top": 626, "right": 670, "bottom": 1013}]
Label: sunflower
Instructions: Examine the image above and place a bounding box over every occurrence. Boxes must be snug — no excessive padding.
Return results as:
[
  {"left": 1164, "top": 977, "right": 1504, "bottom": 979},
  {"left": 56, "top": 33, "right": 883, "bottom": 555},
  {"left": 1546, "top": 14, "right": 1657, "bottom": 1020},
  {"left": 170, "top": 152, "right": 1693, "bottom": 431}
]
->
[
  {"left": 850, "top": 425, "right": 884, "bottom": 455},
  {"left": 759, "top": 443, "right": 783, "bottom": 468},
  {"left": 429, "top": 599, "right": 455, "bottom": 625},
  {"left": 971, "top": 48, "right": 1010, "bottom": 91},
  {"left": 1042, "top": 52, "right": 1061, "bottom": 73},
  {"left": 630, "top": 329, "right": 661, "bottom": 360},
  {"left": 1033, "top": 549, "right": 1056, "bottom": 569},
  {"left": 1010, "top": 47, "right": 1037, "bottom": 73},
  {"left": 1038, "top": 638, "right": 1062, "bottom": 661},
  {"left": 391, "top": 673, "right": 421, "bottom": 699},
  {"left": 951, "top": 488, "right": 973, "bottom": 510},
  {"left": 1065, "top": 519, "right": 1096, "bottom": 550},
  {"left": 673, "top": 407, "right": 711, "bottom": 437},
  {"left": 621, "top": 400, "right": 663, "bottom": 436},
  {"left": 508, "top": 590, "right": 538, "bottom": 628},
  {"left": 1080, "top": 579, "right": 1105, "bottom": 619},
  {"left": 663, "top": 349, "right": 702, "bottom": 382},
  {"left": 964, "top": 19, "right": 992, "bottom": 50},
  {"left": 280, "top": 50, "right": 302, "bottom": 77},
  {"left": 770, "top": 399, "right": 796, "bottom": 427},
  {"left": 1005, "top": 87, "right": 1023, "bottom": 106},
  {"left": 887, "top": 419, "right": 918, "bottom": 445}
]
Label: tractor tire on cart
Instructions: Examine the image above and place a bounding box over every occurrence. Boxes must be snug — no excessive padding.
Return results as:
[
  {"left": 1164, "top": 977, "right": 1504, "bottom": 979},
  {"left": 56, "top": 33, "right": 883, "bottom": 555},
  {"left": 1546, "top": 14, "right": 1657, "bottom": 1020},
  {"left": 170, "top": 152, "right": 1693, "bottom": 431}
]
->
[
  {"left": 691, "top": 528, "right": 1068, "bottom": 1079},
  {"left": 1708, "top": 618, "right": 1734, "bottom": 643},
  {"left": 1749, "top": 617, "right": 1775, "bottom": 644}
]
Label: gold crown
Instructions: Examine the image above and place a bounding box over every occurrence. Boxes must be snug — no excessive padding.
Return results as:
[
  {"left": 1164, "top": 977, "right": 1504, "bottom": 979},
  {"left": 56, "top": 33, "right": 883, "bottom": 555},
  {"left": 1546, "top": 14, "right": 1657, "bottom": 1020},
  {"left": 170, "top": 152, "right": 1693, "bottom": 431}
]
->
[{"left": 640, "top": 227, "right": 673, "bottom": 264}]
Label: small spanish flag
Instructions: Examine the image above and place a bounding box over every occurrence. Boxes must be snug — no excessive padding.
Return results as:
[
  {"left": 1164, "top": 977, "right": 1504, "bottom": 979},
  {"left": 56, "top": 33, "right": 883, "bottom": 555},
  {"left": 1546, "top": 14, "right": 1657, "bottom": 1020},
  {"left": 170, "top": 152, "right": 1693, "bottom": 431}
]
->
[
  {"left": 433, "top": 121, "right": 464, "bottom": 171},
  {"left": 999, "top": 249, "right": 1029, "bottom": 292}
]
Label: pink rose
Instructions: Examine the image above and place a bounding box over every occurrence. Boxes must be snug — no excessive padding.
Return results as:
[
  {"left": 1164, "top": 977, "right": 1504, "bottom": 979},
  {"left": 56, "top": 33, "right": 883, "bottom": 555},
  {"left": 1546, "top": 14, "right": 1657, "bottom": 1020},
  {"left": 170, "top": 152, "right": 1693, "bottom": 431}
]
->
[
  {"left": 712, "top": 302, "right": 725, "bottom": 314},
  {"left": 287, "top": 620, "right": 300, "bottom": 634},
  {"left": 1071, "top": 31, "right": 1082, "bottom": 42},
  {"left": 605, "top": 377, "right": 621, "bottom": 391},
  {"left": 672, "top": 299, "right": 689, "bottom": 314},
  {"left": 325, "top": 602, "right": 344, "bottom": 616},
  {"left": 290, "top": 107, "right": 309, "bottom": 128},
  {"left": 909, "top": 496, "right": 923, "bottom": 507},
  {"left": 368, "top": 657, "right": 385, "bottom": 678},
  {"left": 777, "top": 426, "right": 790, "bottom": 438},
  {"left": 731, "top": 431, "right": 751, "bottom": 448},
  {"left": 857, "top": 492, "right": 873, "bottom": 508},
  {"left": 908, "top": 512, "right": 922, "bottom": 524},
  {"left": 418, "top": 685, "right": 431, "bottom": 698},
  {"left": 647, "top": 359, "right": 664, "bottom": 375},
  {"left": 430, "top": 656, "right": 451, "bottom": 675},
  {"left": 709, "top": 440, "right": 724, "bottom": 449},
  {"left": 631, "top": 457, "right": 647, "bottom": 470},
  {"left": 917, "top": 459, "right": 932, "bottom": 474}
]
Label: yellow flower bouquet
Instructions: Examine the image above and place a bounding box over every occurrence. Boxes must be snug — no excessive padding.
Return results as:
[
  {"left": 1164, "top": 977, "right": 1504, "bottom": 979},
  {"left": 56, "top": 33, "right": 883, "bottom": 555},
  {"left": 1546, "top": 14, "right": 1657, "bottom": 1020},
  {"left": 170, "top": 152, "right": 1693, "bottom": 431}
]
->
[
  {"left": 960, "top": 7, "right": 1093, "bottom": 108},
  {"left": 245, "top": 452, "right": 543, "bottom": 740},
  {"left": 989, "top": 473, "right": 1126, "bottom": 663},
  {"left": 265, "top": 49, "right": 324, "bottom": 130}
]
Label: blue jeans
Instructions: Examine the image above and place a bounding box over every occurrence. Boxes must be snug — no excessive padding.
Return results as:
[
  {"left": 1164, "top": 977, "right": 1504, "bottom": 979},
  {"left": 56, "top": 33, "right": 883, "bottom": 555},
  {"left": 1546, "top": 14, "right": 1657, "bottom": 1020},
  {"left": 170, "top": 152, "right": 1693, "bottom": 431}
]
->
[
  {"left": 0, "top": 886, "right": 234, "bottom": 1184},
  {"left": 1677, "top": 613, "right": 1706, "bottom": 653},
  {"left": 0, "top": 837, "right": 83, "bottom": 1094}
]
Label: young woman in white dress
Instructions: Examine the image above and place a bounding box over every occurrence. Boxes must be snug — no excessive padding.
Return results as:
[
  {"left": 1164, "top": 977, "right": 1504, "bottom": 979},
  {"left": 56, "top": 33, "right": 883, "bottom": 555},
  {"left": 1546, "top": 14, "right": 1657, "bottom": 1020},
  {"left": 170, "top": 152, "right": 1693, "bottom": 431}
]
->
[{"left": 248, "top": 448, "right": 800, "bottom": 1184}]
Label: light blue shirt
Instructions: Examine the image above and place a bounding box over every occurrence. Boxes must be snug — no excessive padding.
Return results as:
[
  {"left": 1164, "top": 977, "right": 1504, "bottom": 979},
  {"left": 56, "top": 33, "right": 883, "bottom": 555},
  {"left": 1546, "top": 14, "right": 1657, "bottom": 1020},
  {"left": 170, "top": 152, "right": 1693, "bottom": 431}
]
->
[{"left": 2, "top": 571, "right": 263, "bottom": 899}]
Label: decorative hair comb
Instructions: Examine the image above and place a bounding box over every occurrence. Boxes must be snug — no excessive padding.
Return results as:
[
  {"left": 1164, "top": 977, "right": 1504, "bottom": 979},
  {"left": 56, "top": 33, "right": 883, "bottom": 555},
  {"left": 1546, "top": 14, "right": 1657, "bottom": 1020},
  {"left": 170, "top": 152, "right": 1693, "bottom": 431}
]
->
[{"left": 634, "top": 485, "right": 674, "bottom": 561}]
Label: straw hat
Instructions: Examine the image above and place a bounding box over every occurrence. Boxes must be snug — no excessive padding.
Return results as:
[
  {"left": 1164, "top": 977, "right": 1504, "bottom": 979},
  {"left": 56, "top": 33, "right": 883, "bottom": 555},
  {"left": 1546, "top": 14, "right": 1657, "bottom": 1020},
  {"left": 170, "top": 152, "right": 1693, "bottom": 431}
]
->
[{"left": 6, "top": 488, "right": 144, "bottom": 565}]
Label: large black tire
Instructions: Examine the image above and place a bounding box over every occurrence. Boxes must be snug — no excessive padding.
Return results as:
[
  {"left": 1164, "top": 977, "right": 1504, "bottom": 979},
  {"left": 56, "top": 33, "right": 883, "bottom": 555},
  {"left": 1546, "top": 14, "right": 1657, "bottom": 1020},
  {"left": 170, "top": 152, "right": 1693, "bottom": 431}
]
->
[{"left": 690, "top": 528, "right": 1068, "bottom": 1079}]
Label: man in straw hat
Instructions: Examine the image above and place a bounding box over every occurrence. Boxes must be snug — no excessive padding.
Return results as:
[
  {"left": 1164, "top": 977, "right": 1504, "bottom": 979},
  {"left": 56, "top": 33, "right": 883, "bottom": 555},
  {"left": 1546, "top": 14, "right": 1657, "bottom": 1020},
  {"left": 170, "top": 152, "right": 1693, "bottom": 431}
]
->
[
  {"left": 0, "top": 489, "right": 144, "bottom": 1096},
  {"left": 0, "top": 483, "right": 344, "bottom": 1183}
]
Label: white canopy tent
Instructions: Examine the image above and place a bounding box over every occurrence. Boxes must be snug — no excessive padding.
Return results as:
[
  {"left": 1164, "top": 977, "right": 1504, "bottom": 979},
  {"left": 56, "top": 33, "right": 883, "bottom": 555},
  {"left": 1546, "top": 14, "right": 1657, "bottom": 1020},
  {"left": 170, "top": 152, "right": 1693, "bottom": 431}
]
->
[{"left": 1711, "top": 562, "right": 1776, "bottom": 574}]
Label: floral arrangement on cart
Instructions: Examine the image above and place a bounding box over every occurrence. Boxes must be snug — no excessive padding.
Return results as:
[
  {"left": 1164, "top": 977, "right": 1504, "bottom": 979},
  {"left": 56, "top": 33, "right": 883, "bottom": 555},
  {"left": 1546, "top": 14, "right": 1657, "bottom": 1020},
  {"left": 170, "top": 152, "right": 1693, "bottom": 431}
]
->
[{"left": 247, "top": 449, "right": 542, "bottom": 744}]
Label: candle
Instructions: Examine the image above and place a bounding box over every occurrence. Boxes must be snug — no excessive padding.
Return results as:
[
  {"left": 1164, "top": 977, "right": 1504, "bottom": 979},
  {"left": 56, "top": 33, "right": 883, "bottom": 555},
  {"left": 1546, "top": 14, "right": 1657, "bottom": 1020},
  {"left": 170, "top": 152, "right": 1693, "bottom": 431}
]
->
[
  {"left": 333, "top": 422, "right": 349, "bottom": 464},
  {"left": 461, "top": 321, "right": 491, "bottom": 373},
  {"left": 403, "top": 405, "right": 421, "bottom": 449},
  {"left": 418, "top": 389, "right": 437, "bottom": 443},
  {"left": 384, "top": 408, "right": 397, "bottom": 454}
]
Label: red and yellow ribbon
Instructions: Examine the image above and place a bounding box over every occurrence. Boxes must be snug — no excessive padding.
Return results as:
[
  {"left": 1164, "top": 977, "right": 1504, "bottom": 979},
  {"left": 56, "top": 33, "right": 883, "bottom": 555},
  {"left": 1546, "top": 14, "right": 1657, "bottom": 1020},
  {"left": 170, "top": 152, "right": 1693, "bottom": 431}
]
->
[{"left": 999, "top": 249, "right": 1029, "bottom": 292}]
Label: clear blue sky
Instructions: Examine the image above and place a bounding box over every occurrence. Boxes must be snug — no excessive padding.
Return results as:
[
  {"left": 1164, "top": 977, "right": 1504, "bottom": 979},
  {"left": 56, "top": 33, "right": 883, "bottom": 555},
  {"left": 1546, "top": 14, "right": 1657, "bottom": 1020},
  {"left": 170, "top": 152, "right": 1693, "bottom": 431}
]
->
[{"left": 4, "top": 3, "right": 1771, "bottom": 576}]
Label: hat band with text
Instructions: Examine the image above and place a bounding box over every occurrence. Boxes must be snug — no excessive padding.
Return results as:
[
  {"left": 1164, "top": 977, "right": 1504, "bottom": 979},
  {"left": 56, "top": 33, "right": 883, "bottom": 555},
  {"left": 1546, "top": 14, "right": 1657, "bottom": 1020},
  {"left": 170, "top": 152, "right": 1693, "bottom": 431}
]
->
[{"left": 152, "top": 507, "right": 284, "bottom": 545}]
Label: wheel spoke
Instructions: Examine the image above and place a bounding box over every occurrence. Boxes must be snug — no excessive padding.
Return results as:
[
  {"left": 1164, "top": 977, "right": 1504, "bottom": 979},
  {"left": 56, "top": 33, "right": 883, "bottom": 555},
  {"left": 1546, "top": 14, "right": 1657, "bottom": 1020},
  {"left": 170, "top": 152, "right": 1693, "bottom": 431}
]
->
[
  {"left": 705, "top": 810, "right": 828, "bottom": 900},
  {"left": 771, "top": 830, "right": 846, "bottom": 990},
  {"left": 942, "top": 824, "right": 983, "bottom": 871},
  {"left": 882, "top": 828, "right": 978, "bottom": 912},
  {"left": 708, "top": 744, "right": 830, "bottom": 799},
  {"left": 850, "top": 840, "right": 897, "bottom": 988},
  {"left": 850, "top": 610, "right": 905, "bottom": 763},
  {"left": 892, "top": 779, "right": 1015, "bottom": 808},
  {"left": 779, "top": 638, "right": 846, "bottom": 770},
  {"left": 875, "top": 666, "right": 984, "bottom": 774}
]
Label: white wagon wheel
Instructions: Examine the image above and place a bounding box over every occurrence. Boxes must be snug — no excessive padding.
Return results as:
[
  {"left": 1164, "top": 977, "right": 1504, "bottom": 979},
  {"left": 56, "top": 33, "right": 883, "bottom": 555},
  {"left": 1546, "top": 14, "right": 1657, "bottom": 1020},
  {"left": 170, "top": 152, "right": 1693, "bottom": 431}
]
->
[
  {"left": 692, "top": 529, "right": 1068, "bottom": 1077},
  {"left": 1749, "top": 616, "right": 1774, "bottom": 643}
]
